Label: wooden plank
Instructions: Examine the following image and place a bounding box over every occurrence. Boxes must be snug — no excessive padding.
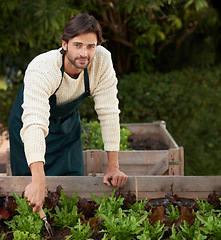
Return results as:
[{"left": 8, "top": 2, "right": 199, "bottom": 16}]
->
[
  {"left": 0, "top": 176, "right": 220, "bottom": 200},
  {"left": 179, "top": 147, "right": 184, "bottom": 176},
  {"left": 146, "top": 152, "right": 169, "bottom": 175},
  {"left": 86, "top": 151, "right": 169, "bottom": 165},
  {"left": 118, "top": 151, "right": 168, "bottom": 164},
  {"left": 136, "top": 176, "right": 221, "bottom": 192},
  {"left": 84, "top": 150, "right": 171, "bottom": 176},
  {"left": 121, "top": 122, "right": 161, "bottom": 136},
  {"left": 119, "top": 165, "right": 164, "bottom": 175},
  {"left": 6, "top": 148, "right": 11, "bottom": 176},
  {"left": 169, "top": 149, "right": 182, "bottom": 175},
  {"left": 85, "top": 150, "right": 104, "bottom": 175},
  {"left": 158, "top": 123, "right": 179, "bottom": 149}
]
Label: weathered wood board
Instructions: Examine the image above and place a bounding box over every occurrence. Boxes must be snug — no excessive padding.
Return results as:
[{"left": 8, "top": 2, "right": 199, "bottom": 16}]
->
[
  {"left": 0, "top": 176, "right": 220, "bottom": 200},
  {"left": 84, "top": 148, "right": 184, "bottom": 176}
]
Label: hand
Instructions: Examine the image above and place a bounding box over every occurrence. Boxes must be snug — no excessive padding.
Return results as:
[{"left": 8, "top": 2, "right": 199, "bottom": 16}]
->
[
  {"left": 25, "top": 181, "right": 45, "bottom": 213},
  {"left": 103, "top": 168, "right": 128, "bottom": 188}
]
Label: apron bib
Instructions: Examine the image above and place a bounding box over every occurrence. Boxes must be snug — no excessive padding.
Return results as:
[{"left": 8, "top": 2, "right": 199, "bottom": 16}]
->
[{"left": 9, "top": 63, "right": 90, "bottom": 176}]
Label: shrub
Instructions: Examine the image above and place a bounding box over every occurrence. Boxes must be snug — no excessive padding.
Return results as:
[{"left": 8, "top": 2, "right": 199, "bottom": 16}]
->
[
  {"left": 117, "top": 65, "right": 221, "bottom": 175},
  {"left": 81, "top": 118, "right": 131, "bottom": 151}
]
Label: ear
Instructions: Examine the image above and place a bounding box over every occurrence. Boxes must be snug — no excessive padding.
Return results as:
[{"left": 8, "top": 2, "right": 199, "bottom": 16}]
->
[{"left": 62, "top": 40, "right": 68, "bottom": 51}]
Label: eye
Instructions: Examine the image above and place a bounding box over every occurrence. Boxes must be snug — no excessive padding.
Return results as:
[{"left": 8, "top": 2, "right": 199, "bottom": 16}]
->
[
  {"left": 88, "top": 45, "right": 95, "bottom": 49},
  {"left": 74, "top": 43, "right": 81, "bottom": 48}
]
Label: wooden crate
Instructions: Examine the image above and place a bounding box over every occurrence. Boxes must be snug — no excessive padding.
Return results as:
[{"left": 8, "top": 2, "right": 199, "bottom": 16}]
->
[
  {"left": 6, "top": 121, "right": 184, "bottom": 176},
  {"left": 0, "top": 176, "right": 220, "bottom": 200},
  {"left": 84, "top": 121, "right": 184, "bottom": 176}
]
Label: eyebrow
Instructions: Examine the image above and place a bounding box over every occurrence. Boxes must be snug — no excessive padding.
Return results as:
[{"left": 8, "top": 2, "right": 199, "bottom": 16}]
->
[{"left": 72, "top": 42, "right": 97, "bottom": 46}]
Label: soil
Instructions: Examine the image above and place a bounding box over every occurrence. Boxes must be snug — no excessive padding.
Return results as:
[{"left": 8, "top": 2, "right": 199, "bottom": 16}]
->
[
  {"left": 44, "top": 227, "right": 72, "bottom": 239},
  {"left": 128, "top": 135, "right": 169, "bottom": 150}
]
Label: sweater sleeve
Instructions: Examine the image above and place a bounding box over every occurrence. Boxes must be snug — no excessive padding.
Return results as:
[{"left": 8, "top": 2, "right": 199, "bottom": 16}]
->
[
  {"left": 91, "top": 49, "right": 120, "bottom": 151},
  {"left": 20, "top": 67, "right": 60, "bottom": 166}
]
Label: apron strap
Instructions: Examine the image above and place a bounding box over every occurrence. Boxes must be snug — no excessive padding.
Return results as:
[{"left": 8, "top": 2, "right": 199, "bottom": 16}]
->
[{"left": 84, "top": 68, "right": 90, "bottom": 95}]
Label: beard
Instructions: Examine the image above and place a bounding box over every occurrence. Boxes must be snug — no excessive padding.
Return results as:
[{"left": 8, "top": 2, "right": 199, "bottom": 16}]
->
[
  {"left": 67, "top": 55, "right": 90, "bottom": 69},
  {"left": 66, "top": 46, "right": 90, "bottom": 69}
]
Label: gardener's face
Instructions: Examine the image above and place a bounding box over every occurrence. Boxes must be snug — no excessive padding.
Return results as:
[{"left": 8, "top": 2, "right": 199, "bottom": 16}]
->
[{"left": 62, "top": 32, "right": 97, "bottom": 70}]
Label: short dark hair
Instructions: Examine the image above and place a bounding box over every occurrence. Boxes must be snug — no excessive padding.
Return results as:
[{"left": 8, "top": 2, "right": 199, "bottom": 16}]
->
[{"left": 60, "top": 13, "right": 104, "bottom": 54}]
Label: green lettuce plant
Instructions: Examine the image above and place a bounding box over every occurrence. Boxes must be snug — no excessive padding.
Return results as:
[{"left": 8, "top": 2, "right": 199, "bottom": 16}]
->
[
  {"left": 66, "top": 218, "right": 94, "bottom": 240},
  {"left": 99, "top": 208, "right": 147, "bottom": 240},
  {"left": 169, "top": 222, "right": 207, "bottom": 240},
  {"left": 50, "top": 190, "right": 79, "bottom": 228},
  {"left": 166, "top": 204, "right": 181, "bottom": 221},
  {"left": 81, "top": 119, "right": 131, "bottom": 151},
  {"left": 137, "top": 219, "right": 167, "bottom": 240},
  {"left": 91, "top": 190, "right": 124, "bottom": 216},
  {"left": 6, "top": 193, "right": 43, "bottom": 240}
]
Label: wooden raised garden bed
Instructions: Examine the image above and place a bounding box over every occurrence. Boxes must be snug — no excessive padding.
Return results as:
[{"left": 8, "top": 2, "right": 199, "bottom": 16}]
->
[
  {"left": 0, "top": 176, "right": 221, "bottom": 240},
  {"left": 6, "top": 121, "right": 184, "bottom": 176},
  {"left": 0, "top": 176, "right": 220, "bottom": 200},
  {"left": 84, "top": 121, "right": 184, "bottom": 176}
]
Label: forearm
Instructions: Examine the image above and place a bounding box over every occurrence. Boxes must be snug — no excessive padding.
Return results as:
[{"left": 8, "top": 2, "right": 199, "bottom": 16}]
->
[
  {"left": 30, "top": 161, "right": 45, "bottom": 184},
  {"left": 107, "top": 151, "right": 119, "bottom": 171}
]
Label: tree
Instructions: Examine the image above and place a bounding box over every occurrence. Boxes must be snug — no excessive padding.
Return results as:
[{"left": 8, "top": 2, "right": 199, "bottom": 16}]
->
[
  {"left": 0, "top": 0, "right": 79, "bottom": 77},
  {"left": 76, "top": 0, "right": 220, "bottom": 73}
]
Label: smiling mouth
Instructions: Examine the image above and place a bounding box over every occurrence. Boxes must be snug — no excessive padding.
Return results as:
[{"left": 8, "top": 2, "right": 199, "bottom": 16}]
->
[
  {"left": 78, "top": 59, "right": 87, "bottom": 62},
  {"left": 77, "top": 57, "right": 89, "bottom": 63}
]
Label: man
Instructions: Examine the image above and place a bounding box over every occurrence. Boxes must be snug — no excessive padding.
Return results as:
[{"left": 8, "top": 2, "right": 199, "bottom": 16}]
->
[{"left": 9, "top": 13, "right": 127, "bottom": 213}]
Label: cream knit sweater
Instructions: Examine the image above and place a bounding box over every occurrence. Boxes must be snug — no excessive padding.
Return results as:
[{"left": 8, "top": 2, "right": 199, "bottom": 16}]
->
[{"left": 20, "top": 46, "right": 120, "bottom": 166}]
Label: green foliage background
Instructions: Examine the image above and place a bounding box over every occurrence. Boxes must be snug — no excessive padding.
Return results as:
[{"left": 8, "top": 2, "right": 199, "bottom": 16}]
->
[{"left": 0, "top": 0, "right": 221, "bottom": 176}]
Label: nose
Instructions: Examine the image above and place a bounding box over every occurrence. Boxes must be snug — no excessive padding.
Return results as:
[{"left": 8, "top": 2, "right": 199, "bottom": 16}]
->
[{"left": 80, "top": 46, "right": 88, "bottom": 57}]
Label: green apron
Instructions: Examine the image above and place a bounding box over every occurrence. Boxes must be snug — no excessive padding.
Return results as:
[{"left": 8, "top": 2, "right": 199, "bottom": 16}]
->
[{"left": 9, "top": 62, "right": 90, "bottom": 176}]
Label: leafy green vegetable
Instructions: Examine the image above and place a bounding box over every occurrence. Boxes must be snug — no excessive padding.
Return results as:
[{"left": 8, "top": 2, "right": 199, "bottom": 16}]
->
[
  {"left": 66, "top": 218, "right": 94, "bottom": 240},
  {"left": 178, "top": 220, "right": 206, "bottom": 240},
  {"left": 91, "top": 190, "right": 124, "bottom": 216},
  {"left": 166, "top": 204, "right": 181, "bottom": 221},
  {"left": 5, "top": 193, "right": 43, "bottom": 240},
  {"left": 196, "top": 211, "right": 221, "bottom": 238},
  {"left": 99, "top": 208, "right": 147, "bottom": 240},
  {"left": 81, "top": 119, "right": 131, "bottom": 151},
  {"left": 137, "top": 219, "right": 167, "bottom": 240},
  {"left": 13, "top": 230, "right": 41, "bottom": 240},
  {"left": 2, "top": 189, "right": 221, "bottom": 239},
  {"left": 50, "top": 189, "right": 79, "bottom": 228}
]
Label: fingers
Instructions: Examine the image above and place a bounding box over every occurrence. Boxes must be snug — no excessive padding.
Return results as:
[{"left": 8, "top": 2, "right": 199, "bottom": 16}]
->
[
  {"left": 26, "top": 195, "right": 43, "bottom": 213},
  {"left": 103, "top": 171, "right": 128, "bottom": 188},
  {"left": 111, "top": 174, "right": 128, "bottom": 188},
  {"left": 25, "top": 183, "right": 45, "bottom": 213},
  {"left": 33, "top": 204, "right": 41, "bottom": 213},
  {"left": 103, "top": 176, "right": 111, "bottom": 186},
  {"left": 27, "top": 200, "right": 43, "bottom": 213}
]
